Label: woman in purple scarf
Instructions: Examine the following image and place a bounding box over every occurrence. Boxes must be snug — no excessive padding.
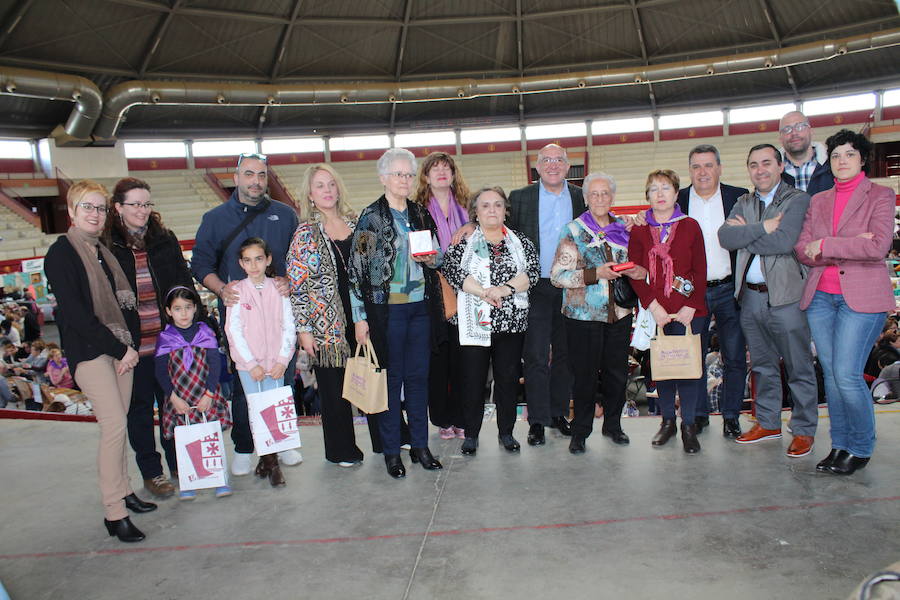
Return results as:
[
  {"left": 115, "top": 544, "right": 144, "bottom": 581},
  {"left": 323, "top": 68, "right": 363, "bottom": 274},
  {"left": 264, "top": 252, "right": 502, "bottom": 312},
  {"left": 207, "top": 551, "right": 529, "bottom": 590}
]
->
[
  {"left": 413, "top": 152, "right": 472, "bottom": 440},
  {"left": 550, "top": 172, "right": 647, "bottom": 454}
]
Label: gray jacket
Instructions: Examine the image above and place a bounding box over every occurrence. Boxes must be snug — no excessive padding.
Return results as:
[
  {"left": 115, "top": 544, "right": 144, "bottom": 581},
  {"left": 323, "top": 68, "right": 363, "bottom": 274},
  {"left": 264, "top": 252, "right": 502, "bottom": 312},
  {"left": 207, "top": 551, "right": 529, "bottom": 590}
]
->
[{"left": 717, "top": 182, "right": 811, "bottom": 307}]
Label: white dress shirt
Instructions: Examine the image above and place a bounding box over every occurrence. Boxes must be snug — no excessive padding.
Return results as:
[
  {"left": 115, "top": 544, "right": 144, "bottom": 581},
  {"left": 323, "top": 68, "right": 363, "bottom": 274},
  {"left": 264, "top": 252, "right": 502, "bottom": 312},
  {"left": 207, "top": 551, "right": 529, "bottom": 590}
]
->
[{"left": 688, "top": 186, "right": 731, "bottom": 281}]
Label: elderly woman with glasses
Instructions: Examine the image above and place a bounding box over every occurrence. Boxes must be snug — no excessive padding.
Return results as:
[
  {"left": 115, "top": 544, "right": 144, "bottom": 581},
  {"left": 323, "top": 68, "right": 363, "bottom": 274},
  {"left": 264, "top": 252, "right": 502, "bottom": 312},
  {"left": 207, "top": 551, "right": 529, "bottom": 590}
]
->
[
  {"left": 45, "top": 180, "right": 148, "bottom": 542},
  {"left": 103, "top": 177, "right": 196, "bottom": 500},
  {"left": 349, "top": 148, "right": 447, "bottom": 479}
]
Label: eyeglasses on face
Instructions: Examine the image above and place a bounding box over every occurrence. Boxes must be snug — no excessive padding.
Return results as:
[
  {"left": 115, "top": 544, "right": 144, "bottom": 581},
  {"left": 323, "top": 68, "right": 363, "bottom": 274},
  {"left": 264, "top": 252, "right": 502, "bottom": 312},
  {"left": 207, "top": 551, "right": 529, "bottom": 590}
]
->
[
  {"left": 538, "top": 157, "right": 568, "bottom": 165},
  {"left": 77, "top": 202, "right": 108, "bottom": 214},
  {"left": 237, "top": 152, "right": 268, "bottom": 167},
  {"left": 780, "top": 122, "right": 810, "bottom": 135},
  {"left": 387, "top": 171, "right": 415, "bottom": 179},
  {"left": 120, "top": 202, "right": 154, "bottom": 210}
]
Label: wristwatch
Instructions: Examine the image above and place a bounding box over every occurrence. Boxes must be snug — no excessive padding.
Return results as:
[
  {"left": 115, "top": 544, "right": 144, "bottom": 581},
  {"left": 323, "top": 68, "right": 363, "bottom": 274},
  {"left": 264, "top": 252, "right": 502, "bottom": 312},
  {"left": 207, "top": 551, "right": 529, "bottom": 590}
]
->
[{"left": 505, "top": 283, "right": 516, "bottom": 294}]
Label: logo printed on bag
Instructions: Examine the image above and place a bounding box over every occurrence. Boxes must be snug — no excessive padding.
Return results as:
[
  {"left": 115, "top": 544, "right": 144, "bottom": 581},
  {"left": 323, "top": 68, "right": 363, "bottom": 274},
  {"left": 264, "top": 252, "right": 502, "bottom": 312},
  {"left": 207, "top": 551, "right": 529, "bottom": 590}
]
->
[
  {"left": 351, "top": 373, "right": 366, "bottom": 388},
  {"left": 185, "top": 433, "right": 224, "bottom": 481},
  {"left": 659, "top": 349, "right": 690, "bottom": 361},
  {"left": 259, "top": 397, "right": 298, "bottom": 445}
]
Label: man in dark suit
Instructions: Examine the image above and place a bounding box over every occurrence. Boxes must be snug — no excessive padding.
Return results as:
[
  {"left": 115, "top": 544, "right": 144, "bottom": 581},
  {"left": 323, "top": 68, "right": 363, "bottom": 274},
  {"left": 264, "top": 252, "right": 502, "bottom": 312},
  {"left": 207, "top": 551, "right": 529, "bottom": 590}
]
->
[
  {"left": 507, "top": 143, "right": 585, "bottom": 445},
  {"left": 677, "top": 144, "right": 749, "bottom": 438}
]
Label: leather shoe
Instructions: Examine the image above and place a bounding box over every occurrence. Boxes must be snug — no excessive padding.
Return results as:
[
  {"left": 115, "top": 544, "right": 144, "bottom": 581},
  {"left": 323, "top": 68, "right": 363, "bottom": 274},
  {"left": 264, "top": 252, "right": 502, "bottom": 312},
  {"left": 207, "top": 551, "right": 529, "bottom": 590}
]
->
[
  {"left": 385, "top": 454, "right": 406, "bottom": 479},
  {"left": 498, "top": 433, "right": 520, "bottom": 452},
  {"left": 816, "top": 448, "right": 841, "bottom": 472},
  {"left": 410, "top": 447, "right": 443, "bottom": 470},
  {"left": 602, "top": 429, "right": 630, "bottom": 445},
  {"left": 257, "top": 455, "right": 285, "bottom": 486},
  {"left": 681, "top": 423, "right": 701, "bottom": 454},
  {"left": 829, "top": 451, "right": 870, "bottom": 475},
  {"left": 722, "top": 418, "right": 741, "bottom": 439},
  {"left": 104, "top": 516, "right": 145, "bottom": 543},
  {"left": 651, "top": 419, "right": 677, "bottom": 446},
  {"left": 568, "top": 436, "right": 586, "bottom": 454},
  {"left": 461, "top": 438, "right": 478, "bottom": 455},
  {"left": 550, "top": 416, "right": 572, "bottom": 436},
  {"left": 786, "top": 435, "right": 814, "bottom": 458},
  {"left": 527, "top": 423, "right": 545, "bottom": 446},
  {"left": 695, "top": 415, "right": 710, "bottom": 433},
  {"left": 735, "top": 423, "right": 782, "bottom": 444},
  {"left": 123, "top": 493, "right": 157, "bottom": 514}
]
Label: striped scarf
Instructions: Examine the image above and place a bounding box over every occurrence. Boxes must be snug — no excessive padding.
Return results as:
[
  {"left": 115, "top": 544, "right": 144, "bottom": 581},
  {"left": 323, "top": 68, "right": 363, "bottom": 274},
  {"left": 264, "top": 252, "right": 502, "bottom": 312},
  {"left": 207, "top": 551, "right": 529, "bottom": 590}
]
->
[{"left": 133, "top": 250, "right": 162, "bottom": 356}]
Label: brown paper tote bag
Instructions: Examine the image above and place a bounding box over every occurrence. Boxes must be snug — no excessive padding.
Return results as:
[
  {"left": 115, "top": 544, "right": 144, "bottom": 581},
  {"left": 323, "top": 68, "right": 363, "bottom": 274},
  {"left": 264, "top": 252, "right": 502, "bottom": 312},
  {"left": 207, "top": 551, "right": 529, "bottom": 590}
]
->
[
  {"left": 649, "top": 320, "right": 702, "bottom": 381},
  {"left": 342, "top": 339, "right": 389, "bottom": 414},
  {"left": 438, "top": 271, "right": 457, "bottom": 319}
]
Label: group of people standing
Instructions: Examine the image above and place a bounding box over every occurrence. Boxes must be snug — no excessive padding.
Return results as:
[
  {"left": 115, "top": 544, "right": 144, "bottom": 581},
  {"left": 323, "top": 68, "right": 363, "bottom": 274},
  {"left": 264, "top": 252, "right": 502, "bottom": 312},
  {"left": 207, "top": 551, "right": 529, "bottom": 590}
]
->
[{"left": 44, "top": 109, "right": 893, "bottom": 544}]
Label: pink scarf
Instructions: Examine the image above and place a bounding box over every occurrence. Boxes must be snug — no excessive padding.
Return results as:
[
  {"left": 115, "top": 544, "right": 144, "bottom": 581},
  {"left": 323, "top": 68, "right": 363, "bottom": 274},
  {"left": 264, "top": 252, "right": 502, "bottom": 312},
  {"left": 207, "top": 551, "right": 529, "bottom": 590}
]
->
[
  {"left": 648, "top": 221, "right": 680, "bottom": 298},
  {"left": 428, "top": 194, "right": 468, "bottom": 251}
]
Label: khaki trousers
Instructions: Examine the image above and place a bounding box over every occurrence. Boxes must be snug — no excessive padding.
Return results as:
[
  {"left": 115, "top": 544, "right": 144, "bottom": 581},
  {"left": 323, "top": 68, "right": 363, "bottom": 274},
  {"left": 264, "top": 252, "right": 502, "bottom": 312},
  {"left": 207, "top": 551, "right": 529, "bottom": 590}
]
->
[{"left": 74, "top": 355, "right": 134, "bottom": 521}]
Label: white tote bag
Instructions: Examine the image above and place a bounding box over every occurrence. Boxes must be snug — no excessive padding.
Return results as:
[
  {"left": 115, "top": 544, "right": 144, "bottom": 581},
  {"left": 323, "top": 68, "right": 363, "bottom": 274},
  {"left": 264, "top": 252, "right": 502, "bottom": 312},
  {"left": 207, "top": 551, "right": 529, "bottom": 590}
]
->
[
  {"left": 174, "top": 414, "right": 228, "bottom": 491},
  {"left": 247, "top": 384, "right": 302, "bottom": 456},
  {"left": 631, "top": 303, "right": 656, "bottom": 351}
]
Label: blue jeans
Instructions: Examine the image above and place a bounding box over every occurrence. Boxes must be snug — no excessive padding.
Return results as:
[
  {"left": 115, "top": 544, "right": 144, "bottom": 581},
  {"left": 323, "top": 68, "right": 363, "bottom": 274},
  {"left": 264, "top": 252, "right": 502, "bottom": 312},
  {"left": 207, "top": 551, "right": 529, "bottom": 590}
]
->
[
  {"left": 237, "top": 371, "right": 283, "bottom": 396},
  {"left": 698, "top": 282, "right": 747, "bottom": 419},
  {"left": 382, "top": 301, "right": 431, "bottom": 456},
  {"left": 805, "top": 291, "right": 884, "bottom": 457}
]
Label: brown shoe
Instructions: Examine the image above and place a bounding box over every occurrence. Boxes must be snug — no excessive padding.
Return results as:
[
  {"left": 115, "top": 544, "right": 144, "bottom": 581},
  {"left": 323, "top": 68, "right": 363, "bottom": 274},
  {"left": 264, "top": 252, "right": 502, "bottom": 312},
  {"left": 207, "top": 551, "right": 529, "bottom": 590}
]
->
[
  {"left": 262, "top": 455, "right": 285, "bottom": 487},
  {"left": 144, "top": 475, "right": 175, "bottom": 498},
  {"left": 786, "top": 435, "right": 814, "bottom": 458},
  {"left": 651, "top": 419, "right": 677, "bottom": 446},
  {"left": 735, "top": 423, "right": 782, "bottom": 444},
  {"left": 254, "top": 457, "right": 269, "bottom": 478}
]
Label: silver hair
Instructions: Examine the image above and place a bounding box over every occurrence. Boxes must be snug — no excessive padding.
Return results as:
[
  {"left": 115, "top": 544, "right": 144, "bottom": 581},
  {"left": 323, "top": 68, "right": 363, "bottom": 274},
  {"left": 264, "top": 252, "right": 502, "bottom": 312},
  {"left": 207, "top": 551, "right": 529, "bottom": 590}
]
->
[
  {"left": 582, "top": 171, "right": 617, "bottom": 195},
  {"left": 537, "top": 143, "right": 569, "bottom": 163},
  {"left": 376, "top": 147, "right": 417, "bottom": 176}
]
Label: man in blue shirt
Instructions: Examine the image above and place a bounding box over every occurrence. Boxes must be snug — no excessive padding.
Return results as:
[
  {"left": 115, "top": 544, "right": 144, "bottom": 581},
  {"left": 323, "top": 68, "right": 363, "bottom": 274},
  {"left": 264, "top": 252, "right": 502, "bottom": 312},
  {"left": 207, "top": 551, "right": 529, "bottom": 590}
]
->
[
  {"left": 507, "top": 144, "right": 585, "bottom": 446},
  {"left": 191, "top": 153, "right": 300, "bottom": 477}
]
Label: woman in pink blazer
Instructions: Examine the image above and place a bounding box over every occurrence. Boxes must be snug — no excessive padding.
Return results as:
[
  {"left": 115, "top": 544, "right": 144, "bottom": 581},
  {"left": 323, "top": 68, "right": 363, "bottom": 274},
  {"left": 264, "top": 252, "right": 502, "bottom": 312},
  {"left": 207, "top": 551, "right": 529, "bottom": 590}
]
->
[{"left": 795, "top": 129, "right": 895, "bottom": 475}]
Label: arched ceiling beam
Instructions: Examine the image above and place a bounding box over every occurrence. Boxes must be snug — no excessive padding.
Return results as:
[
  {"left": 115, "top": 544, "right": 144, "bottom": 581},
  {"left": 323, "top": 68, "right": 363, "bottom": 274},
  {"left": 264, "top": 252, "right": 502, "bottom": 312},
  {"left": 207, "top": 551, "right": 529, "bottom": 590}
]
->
[
  {"left": 757, "top": 0, "right": 800, "bottom": 99},
  {"left": 629, "top": 0, "right": 657, "bottom": 113},
  {"left": 138, "top": 0, "right": 183, "bottom": 78}
]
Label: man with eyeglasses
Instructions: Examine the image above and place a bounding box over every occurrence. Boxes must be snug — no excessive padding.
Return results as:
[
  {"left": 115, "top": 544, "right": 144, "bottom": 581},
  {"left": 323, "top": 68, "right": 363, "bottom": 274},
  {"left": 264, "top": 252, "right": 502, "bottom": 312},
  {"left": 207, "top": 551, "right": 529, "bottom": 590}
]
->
[
  {"left": 191, "top": 152, "right": 300, "bottom": 476},
  {"left": 507, "top": 143, "right": 585, "bottom": 445},
  {"left": 779, "top": 110, "right": 834, "bottom": 197}
]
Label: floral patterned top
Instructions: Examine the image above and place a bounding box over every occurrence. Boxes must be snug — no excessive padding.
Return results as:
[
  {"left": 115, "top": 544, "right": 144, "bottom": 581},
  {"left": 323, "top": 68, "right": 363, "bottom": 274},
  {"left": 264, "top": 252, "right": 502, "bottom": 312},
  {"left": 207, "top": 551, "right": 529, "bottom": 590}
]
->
[{"left": 442, "top": 228, "right": 540, "bottom": 333}]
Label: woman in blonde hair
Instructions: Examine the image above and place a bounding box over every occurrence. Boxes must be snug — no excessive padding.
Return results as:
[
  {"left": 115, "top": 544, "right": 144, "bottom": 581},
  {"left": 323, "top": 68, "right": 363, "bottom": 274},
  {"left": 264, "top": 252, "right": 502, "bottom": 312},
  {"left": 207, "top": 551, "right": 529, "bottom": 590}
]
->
[
  {"left": 287, "top": 163, "right": 380, "bottom": 467},
  {"left": 413, "top": 151, "right": 471, "bottom": 439},
  {"left": 44, "top": 180, "right": 150, "bottom": 542}
]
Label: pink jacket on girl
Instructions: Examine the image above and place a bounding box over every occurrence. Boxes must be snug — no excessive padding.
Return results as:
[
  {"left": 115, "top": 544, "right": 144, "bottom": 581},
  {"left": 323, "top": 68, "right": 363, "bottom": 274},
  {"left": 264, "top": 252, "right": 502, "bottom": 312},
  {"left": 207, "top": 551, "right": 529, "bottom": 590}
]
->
[{"left": 225, "top": 277, "right": 296, "bottom": 373}]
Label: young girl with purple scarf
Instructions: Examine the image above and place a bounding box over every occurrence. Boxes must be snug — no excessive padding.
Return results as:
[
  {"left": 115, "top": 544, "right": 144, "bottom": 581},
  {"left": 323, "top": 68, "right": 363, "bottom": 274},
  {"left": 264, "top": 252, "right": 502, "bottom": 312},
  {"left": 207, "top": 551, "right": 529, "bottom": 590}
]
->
[
  {"left": 155, "top": 285, "right": 231, "bottom": 500},
  {"left": 414, "top": 152, "right": 472, "bottom": 440}
]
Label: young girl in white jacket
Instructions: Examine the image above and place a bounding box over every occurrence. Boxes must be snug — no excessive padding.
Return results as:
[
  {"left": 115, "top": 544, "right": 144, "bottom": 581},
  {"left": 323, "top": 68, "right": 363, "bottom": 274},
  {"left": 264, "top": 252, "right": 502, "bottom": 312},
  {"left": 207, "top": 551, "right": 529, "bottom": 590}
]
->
[{"left": 226, "top": 237, "right": 297, "bottom": 486}]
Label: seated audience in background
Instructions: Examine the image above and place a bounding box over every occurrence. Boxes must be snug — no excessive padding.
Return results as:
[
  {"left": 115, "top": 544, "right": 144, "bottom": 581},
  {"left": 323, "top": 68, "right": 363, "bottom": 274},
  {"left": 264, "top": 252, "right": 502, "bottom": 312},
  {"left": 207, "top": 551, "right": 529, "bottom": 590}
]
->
[{"left": 46, "top": 345, "right": 77, "bottom": 389}]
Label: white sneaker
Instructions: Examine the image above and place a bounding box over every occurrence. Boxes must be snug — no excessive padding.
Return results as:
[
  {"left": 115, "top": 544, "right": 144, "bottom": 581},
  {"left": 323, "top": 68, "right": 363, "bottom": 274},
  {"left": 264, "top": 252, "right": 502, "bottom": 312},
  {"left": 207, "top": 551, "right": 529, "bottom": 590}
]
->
[
  {"left": 231, "top": 452, "right": 253, "bottom": 476},
  {"left": 279, "top": 449, "right": 303, "bottom": 466}
]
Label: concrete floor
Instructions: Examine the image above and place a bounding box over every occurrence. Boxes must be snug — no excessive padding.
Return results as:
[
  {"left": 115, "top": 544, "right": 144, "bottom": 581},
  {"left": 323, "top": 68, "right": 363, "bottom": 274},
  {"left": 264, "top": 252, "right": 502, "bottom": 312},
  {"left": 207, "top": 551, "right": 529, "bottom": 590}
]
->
[{"left": 1, "top": 408, "right": 898, "bottom": 600}]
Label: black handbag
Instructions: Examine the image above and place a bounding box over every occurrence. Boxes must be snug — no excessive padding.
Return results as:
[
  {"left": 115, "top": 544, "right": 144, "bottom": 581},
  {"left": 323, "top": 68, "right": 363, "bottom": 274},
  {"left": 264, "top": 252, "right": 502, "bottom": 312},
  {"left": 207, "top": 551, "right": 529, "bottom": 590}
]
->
[{"left": 603, "top": 244, "right": 638, "bottom": 309}]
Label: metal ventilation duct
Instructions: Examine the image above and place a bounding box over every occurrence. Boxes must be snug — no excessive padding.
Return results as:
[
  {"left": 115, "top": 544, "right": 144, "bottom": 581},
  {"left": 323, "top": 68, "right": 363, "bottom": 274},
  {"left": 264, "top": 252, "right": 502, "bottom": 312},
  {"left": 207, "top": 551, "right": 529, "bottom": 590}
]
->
[
  {"left": 0, "top": 66, "right": 102, "bottom": 144},
  {"left": 90, "top": 27, "right": 900, "bottom": 141}
]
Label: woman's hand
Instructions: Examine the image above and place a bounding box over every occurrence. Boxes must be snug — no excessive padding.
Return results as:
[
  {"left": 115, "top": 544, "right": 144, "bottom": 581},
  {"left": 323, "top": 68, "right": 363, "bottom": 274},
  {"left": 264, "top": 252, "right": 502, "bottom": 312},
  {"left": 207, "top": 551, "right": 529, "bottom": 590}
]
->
[
  {"left": 354, "top": 320, "right": 370, "bottom": 347},
  {"left": 649, "top": 300, "right": 670, "bottom": 326},
  {"left": 268, "top": 363, "right": 287, "bottom": 382},
  {"left": 116, "top": 346, "right": 139, "bottom": 376},
  {"left": 482, "top": 286, "right": 505, "bottom": 307},
  {"left": 857, "top": 232, "right": 874, "bottom": 240},
  {"left": 412, "top": 253, "right": 436, "bottom": 266},
  {"left": 451, "top": 223, "right": 476, "bottom": 245},
  {"left": 250, "top": 365, "right": 266, "bottom": 382},
  {"left": 623, "top": 264, "right": 648, "bottom": 280},
  {"left": 596, "top": 262, "right": 620, "bottom": 280},
  {"left": 170, "top": 392, "right": 190, "bottom": 415},
  {"left": 273, "top": 276, "right": 291, "bottom": 297},
  {"left": 804, "top": 239, "right": 823, "bottom": 259},
  {"left": 673, "top": 305, "right": 696, "bottom": 326},
  {"left": 299, "top": 332, "right": 318, "bottom": 357},
  {"left": 196, "top": 390, "right": 213, "bottom": 413}
]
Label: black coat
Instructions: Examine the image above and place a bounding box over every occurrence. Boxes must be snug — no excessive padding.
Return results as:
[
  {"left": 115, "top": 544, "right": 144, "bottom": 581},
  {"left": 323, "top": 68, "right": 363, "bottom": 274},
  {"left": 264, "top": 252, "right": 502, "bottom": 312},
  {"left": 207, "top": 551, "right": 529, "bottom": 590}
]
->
[
  {"left": 108, "top": 228, "right": 196, "bottom": 342},
  {"left": 677, "top": 182, "right": 749, "bottom": 279},
  {"left": 507, "top": 182, "right": 586, "bottom": 262}
]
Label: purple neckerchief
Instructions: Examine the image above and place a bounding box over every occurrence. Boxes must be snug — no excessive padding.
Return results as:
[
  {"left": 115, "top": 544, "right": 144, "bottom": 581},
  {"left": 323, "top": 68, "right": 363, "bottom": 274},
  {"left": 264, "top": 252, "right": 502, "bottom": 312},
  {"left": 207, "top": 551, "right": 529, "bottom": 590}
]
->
[
  {"left": 644, "top": 206, "right": 688, "bottom": 241},
  {"left": 578, "top": 210, "right": 630, "bottom": 248},
  {"left": 429, "top": 194, "right": 468, "bottom": 251},
  {"left": 155, "top": 322, "right": 218, "bottom": 371}
]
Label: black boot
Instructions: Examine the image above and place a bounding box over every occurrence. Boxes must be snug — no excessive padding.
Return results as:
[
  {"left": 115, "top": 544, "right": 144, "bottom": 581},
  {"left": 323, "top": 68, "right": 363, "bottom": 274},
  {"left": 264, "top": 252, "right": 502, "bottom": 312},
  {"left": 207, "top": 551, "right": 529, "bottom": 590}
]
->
[
  {"left": 104, "top": 516, "right": 145, "bottom": 543},
  {"left": 816, "top": 448, "right": 841, "bottom": 472},
  {"left": 385, "top": 454, "right": 406, "bottom": 478},
  {"left": 681, "top": 423, "right": 701, "bottom": 454},
  {"left": 651, "top": 419, "right": 677, "bottom": 446},
  {"left": 410, "top": 447, "right": 443, "bottom": 470},
  {"left": 123, "top": 493, "right": 157, "bottom": 513}
]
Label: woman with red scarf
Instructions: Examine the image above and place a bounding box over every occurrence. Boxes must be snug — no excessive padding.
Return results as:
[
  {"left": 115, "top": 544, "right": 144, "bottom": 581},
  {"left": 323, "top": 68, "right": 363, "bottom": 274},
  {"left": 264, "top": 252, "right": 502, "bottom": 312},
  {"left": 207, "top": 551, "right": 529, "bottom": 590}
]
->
[{"left": 629, "top": 170, "right": 708, "bottom": 453}]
